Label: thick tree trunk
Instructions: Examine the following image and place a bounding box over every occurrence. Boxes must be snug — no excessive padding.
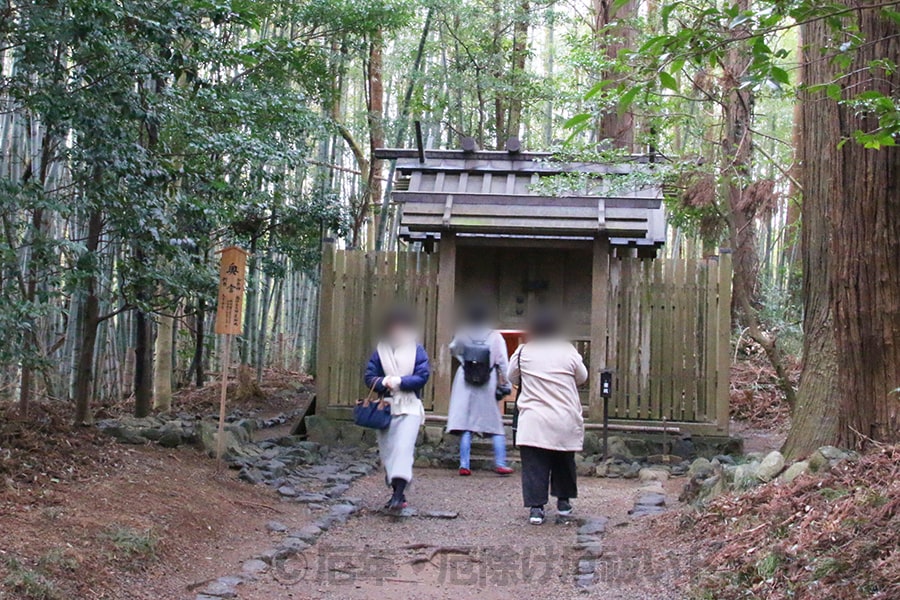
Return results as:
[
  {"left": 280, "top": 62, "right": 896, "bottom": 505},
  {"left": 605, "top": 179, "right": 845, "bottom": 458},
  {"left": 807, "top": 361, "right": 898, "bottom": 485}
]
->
[
  {"left": 491, "top": 1, "right": 505, "bottom": 149},
  {"left": 153, "top": 313, "right": 174, "bottom": 411},
  {"left": 786, "top": 3, "right": 900, "bottom": 451},
  {"left": 828, "top": 3, "right": 900, "bottom": 446},
  {"left": 240, "top": 236, "right": 259, "bottom": 364},
  {"left": 133, "top": 77, "right": 161, "bottom": 418},
  {"left": 782, "top": 25, "right": 840, "bottom": 456},
  {"left": 256, "top": 255, "right": 273, "bottom": 383},
  {"left": 593, "top": 0, "right": 635, "bottom": 150},
  {"left": 132, "top": 244, "right": 153, "bottom": 417},
  {"left": 133, "top": 308, "right": 153, "bottom": 417},
  {"left": 722, "top": 0, "right": 760, "bottom": 316},
  {"left": 506, "top": 1, "right": 530, "bottom": 141},
  {"left": 366, "top": 30, "right": 385, "bottom": 250},
  {"left": 73, "top": 210, "right": 103, "bottom": 424},
  {"left": 194, "top": 297, "right": 205, "bottom": 387}
]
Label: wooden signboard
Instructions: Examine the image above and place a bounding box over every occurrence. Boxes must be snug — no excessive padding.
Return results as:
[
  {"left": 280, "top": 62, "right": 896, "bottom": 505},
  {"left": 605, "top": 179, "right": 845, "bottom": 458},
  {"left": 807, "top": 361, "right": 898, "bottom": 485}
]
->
[
  {"left": 215, "top": 246, "right": 249, "bottom": 335},
  {"left": 214, "top": 245, "right": 248, "bottom": 464}
]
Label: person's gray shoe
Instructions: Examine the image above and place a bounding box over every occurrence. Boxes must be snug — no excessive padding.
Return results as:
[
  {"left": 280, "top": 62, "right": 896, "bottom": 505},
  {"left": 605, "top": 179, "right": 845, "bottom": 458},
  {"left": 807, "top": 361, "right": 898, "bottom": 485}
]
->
[{"left": 529, "top": 506, "right": 545, "bottom": 525}]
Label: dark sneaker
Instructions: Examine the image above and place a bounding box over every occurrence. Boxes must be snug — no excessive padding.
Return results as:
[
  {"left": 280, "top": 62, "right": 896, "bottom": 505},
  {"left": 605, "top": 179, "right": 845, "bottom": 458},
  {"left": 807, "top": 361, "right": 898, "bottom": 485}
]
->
[
  {"left": 557, "top": 499, "right": 573, "bottom": 516},
  {"left": 384, "top": 496, "right": 408, "bottom": 511},
  {"left": 529, "top": 507, "right": 545, "bottom": 525}
]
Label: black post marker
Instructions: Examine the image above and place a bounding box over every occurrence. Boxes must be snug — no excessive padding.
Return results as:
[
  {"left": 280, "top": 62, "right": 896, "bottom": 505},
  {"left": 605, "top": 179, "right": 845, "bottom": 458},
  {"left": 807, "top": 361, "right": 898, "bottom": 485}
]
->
[{"left": 600, "top": 370, "right": 613, "bottom": 459}]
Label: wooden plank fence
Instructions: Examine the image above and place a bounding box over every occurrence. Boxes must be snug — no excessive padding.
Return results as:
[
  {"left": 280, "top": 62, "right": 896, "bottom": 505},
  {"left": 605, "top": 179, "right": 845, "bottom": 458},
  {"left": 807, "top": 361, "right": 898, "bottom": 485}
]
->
[
  {"left": 316, "top": 246, "right": 440, "bottom": 412},
  {"left": 317, "top": 244, "right": 732, "bottom": 433},
  {"left": 598, "top": 252, "right": 732, "bottom": 432}
]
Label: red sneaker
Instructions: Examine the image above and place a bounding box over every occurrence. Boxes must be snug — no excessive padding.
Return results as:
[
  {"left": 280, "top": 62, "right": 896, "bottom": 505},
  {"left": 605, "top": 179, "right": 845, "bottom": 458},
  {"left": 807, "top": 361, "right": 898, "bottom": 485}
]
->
[
  {"left": 495, "top": 466, "right": 514, "bottom": 476},
  {"left": 458, "top": 468, "right": 472, "bottom": 476}
]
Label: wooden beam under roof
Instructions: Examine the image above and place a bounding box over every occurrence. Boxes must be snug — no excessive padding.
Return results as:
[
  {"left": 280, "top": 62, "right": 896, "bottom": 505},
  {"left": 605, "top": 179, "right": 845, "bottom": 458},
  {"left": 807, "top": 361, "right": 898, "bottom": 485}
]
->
[{"left": 393, "top": 191, "right": 662, "bottom": 208}]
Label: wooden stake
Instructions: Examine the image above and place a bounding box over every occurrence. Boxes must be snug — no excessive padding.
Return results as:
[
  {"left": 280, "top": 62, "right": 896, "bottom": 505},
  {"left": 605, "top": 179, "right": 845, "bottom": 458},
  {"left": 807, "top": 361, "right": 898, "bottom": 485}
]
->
[{"left": 216, "top": 333, "right": 233, "bottom": 465}]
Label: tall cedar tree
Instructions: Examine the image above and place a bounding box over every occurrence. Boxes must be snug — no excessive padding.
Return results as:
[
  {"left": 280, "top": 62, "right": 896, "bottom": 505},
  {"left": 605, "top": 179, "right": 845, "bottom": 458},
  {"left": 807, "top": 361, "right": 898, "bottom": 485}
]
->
[
  {"left": 828, "top": 2, "right": 900, "bottom": 445},
  {"left": 788, "top": 1, "right": 900, "bottom": 450}
]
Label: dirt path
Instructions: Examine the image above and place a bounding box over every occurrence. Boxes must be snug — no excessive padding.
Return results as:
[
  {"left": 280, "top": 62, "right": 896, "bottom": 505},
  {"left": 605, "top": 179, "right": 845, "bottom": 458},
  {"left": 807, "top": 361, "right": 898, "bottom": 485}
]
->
[
  {"left": 235, "top": 468, "right": 692, "bottom": 600},
  {"left": 0, "top": 444, "right": 323, "bottom": 600}
]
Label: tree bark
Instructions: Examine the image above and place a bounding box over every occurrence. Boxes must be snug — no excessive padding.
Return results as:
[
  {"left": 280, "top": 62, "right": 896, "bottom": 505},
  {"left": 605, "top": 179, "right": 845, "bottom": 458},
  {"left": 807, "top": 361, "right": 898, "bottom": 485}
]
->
[
  {"left": 133, "top": 76, "right": 162, "bottom": 417},
  {"left": 133, "top": 307, "right": 153, "bottom": 417},
  {"left": 366, "top": 29, "right": 385, "bottom": 250},
  {"left": 73, "top": 209, "right": 103, "bottom": 424},
  {"left": 18, "top": 204, "right": 42, "bottom": 418},
  {"left": 506, "top": 0, "right": 530, "bottom": 142},
  {"left": 491, "top": 0, "right": 505, "bottom": 149},
  {"left": 782, "top": 25, "right": 840, "bottom": 457},
  {"left": 722, "top": 0, "right": 760, "bottom": 316},
  {"left": 827, "top": 2, "right": 900, "bottom": 446},
  {"left": 593, "top": 0, "right": 635, "bottom": 150},
  {"left": 153, "top": 313, "right": 174, "bottom": 411},
  {"left": 194, "top": 297, "right": 205, "bottom": 387}
]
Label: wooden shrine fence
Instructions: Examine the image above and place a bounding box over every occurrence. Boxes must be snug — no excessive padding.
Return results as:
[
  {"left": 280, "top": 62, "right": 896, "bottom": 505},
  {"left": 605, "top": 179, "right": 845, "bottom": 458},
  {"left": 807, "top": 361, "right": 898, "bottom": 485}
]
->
[{"left": 316, "top": 245, "right": 732, "bottom": 434}]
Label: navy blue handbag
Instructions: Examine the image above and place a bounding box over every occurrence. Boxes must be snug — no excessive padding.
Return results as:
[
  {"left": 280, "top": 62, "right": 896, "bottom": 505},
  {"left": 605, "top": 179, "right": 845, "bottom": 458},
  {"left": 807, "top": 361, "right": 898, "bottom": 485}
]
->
[{"left": 353, "top": 381, "right": 392, "bottom": 430}]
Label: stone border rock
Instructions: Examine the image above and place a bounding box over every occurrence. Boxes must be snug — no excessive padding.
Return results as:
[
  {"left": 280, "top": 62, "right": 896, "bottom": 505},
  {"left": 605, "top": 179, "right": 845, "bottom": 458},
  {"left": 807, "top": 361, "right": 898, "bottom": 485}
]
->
[
  {"left": 680, "top": 446, "right": 861, "bottom": 506},
  {"left": 305, "top": 416, "right": 743, "bottom": 480},
  {"left": 193, "top": 452, "right": 377, "bottom": 600},
  {"left": 97, "top": 408, "right": 308, "bottom": 451},
  {"left": 573, "top": 516, "right": 609, "bottom": 588}
]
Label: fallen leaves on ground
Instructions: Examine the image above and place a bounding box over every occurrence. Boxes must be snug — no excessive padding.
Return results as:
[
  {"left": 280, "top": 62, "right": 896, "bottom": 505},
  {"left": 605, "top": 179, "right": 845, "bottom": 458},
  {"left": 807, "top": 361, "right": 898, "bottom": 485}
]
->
[{"left": 674, "top": 444, "right": 900, "bottom": 599}]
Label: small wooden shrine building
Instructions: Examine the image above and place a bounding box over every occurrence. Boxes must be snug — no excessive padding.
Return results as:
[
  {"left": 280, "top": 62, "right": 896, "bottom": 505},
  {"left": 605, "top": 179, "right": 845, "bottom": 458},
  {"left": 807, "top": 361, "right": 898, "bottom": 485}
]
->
[{"left": 316, "top": 142, "right": 733, "bottom": 435}]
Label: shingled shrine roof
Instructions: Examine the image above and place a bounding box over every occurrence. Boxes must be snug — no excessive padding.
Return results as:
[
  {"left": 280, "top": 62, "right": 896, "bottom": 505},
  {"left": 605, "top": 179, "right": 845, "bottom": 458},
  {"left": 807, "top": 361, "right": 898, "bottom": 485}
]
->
[{"left": 375, "top": 147, "right": 666, "bottom": 248}]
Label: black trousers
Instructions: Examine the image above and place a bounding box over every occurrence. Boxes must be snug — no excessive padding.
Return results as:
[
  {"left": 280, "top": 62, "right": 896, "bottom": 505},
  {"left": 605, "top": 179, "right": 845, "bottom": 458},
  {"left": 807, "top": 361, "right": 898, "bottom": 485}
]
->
[{"left": 519, "top": 445, "right": 578, "bottom": 508}]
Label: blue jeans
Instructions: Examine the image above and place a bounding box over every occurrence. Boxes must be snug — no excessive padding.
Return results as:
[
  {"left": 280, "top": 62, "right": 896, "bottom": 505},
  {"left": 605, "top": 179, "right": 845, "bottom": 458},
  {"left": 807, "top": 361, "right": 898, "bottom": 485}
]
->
[{"left": 459, "top": 431, "right": 507, "bottom": 469}]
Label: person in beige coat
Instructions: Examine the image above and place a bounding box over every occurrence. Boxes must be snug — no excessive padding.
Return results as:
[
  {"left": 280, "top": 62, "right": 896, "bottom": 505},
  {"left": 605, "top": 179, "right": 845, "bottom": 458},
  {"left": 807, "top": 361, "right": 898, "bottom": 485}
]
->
[{"left": 507, "top": 311, "right": 588, "bottom": 525}]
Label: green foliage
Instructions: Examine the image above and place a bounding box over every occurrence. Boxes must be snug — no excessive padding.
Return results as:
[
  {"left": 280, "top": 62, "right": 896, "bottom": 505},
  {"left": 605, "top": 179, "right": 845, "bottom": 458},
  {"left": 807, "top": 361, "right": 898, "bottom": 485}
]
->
[
  {"left": 0, "top": 0, "right": 384, "bottom": 402},
  {"left": 812, "top": 556, "right": 850, "bottom": 579},
  {"left": 103, "top": 526, "right": 158, "bottom": 564},
  {"left": 819, "top": 487, "right": 850, "bottom": 500},
  {"left": 36, "top": 549, "right": 79, "bottom": 574},
  {"left": 756, "top": 280, "right": 803, "bottom": 358},
  {"left": 756, "top": 551, "right": 783, "bottom": 580},
  {"left": 417, "top": 0, "right": 550, "bottom": 148},
  {"left": 3, "top": 557, "right": 63, "bottom": 600},
  {"left": 570, "top": 1, "right": 900, "bottom": 152}
]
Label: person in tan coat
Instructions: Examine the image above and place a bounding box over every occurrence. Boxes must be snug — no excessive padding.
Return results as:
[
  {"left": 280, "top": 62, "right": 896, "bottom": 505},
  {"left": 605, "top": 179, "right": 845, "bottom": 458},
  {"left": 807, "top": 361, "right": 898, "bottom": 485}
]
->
[{"left": 507, "top": 311, "right": 588, "bottom": 525}]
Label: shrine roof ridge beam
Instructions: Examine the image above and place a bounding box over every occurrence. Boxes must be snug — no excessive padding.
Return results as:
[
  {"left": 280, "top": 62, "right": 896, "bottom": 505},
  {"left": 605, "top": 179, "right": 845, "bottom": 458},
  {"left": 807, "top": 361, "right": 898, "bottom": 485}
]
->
[
  {"left": 396, "top": 163, "right": 642, "bottom": 176},
  {"left": 375, "top": 147, "right": 658, "bottom": 163}
]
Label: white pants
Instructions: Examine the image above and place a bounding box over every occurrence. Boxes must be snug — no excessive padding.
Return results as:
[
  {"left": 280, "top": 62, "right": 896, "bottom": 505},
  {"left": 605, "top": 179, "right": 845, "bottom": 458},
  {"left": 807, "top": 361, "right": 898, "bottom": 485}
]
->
[{"left": 377, "top": 413, "right": 420, "bottom": 483}]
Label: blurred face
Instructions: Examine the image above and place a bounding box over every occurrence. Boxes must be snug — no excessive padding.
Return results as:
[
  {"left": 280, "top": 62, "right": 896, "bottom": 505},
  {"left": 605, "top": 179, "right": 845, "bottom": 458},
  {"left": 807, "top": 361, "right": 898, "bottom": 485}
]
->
[
  {"left": 385, "top": 319, "right": 416, "bottom": 345},
  {"left": 387, "top": 322, "right": 406, "bottom": 338}
]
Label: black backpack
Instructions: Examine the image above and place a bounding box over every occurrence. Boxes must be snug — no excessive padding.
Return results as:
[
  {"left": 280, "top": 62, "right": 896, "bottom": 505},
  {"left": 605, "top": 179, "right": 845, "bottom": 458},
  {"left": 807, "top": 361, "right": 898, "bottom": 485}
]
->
[{"left": 462, "top": 334, "right": 492, "bottom": 386}]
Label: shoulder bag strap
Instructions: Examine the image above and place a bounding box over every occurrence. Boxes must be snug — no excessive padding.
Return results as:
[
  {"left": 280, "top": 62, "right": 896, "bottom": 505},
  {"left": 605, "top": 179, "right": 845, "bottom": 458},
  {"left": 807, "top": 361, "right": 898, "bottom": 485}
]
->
[
  {"left": 514, "top": 345, "right": 525, "bottom": 399},
  {"left": 361, "top": 380, "right": 379, "bottom": 405}
]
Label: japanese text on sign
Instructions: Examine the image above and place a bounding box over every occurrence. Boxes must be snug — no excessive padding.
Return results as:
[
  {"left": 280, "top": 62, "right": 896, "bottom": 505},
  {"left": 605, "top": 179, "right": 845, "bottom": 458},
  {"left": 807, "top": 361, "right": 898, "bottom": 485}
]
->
[{"left": 215, "top": 246, "right": 248, "bottom": 335}]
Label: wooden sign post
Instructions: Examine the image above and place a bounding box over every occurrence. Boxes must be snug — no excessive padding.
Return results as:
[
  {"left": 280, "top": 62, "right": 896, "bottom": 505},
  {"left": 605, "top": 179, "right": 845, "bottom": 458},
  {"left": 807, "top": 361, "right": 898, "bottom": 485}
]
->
[{"left": 214, "top": 246, "right": 248, "bottom": 464}]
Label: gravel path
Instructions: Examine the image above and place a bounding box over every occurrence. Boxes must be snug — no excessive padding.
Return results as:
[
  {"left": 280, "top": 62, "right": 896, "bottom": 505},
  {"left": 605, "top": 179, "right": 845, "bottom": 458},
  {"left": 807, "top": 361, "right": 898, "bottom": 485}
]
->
[{"left": 237, "top": 467, "right": 692, "bottom": 600}]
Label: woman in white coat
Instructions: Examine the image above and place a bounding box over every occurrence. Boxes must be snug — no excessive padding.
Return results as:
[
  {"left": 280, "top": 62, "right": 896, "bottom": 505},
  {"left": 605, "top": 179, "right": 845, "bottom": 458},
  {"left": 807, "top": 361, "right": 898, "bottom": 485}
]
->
[
  {"left": 445, "top": 303, "right": 513, "bottom": 476},
  {"left": 364, "top": 308, "right": 431, "bottom": 512},
  {"left": 508, "top": 310, "right": 588, "bottom": 525}
]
